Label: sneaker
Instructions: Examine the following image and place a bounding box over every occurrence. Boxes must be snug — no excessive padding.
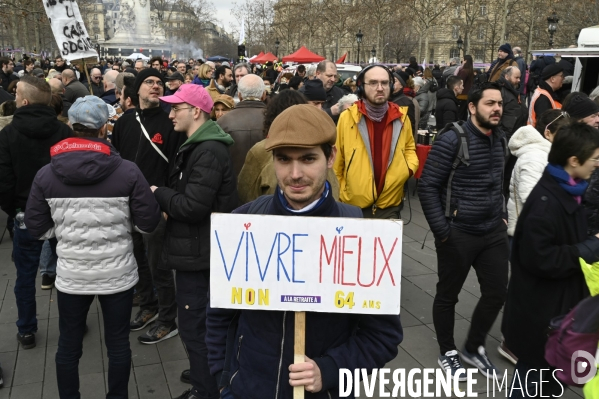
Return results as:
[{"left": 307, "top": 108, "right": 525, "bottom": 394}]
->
[
  {"left": 180, "top": 369, "right": 190, "bottom": 384},
  {"left": 498, "top": 340, "right": 518, "bottom": 365},
  {"left": 17, "top": 332, "right": 36, "bottom": 349},
  {"left": 461, "top": 345, "right": 499, "bottom": 378},
  {"left": 138, "top": 322, "right": 178, "bottom": 344},
  {"left": 174, "top": 388, "right": 201, "bottom": 399},
  {"left": 130, "top": 309, "right": 158, "bottom": 331},
  {"left": 438, "top": 350, "right": 467, "bottom": 382},
  {"left": 41, "top": 274, "right": 55, "bottom": 290}
]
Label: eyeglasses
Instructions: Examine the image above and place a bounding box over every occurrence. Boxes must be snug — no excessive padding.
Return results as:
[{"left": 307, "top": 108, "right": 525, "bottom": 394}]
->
[
  {"left": 589, "top": 158, "right": 599, "bottom": 164},
  {"left": 171, "top": 106, "right": 194, "bottom": 113},
  {"left": 364, "top": 80, "right": 390, "bottom": 89},
  {"left": 545, "top": 112, "right": 565, "bottom": 132},
  {"left": 92, "top": 76, "right": 102, "bottom": 79},
  {"left": 143, "top": 79, "right": 164, "bottom": 87}
]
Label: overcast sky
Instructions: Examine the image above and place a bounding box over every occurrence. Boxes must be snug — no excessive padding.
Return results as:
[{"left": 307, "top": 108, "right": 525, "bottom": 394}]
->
[{"left": 213, "top": 0, "right": 240, "bottom": 37}]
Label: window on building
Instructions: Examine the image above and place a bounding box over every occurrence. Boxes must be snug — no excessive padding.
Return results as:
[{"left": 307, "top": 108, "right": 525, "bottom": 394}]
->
[
  {"left": 452, "top": 25, "right": 459, "bottom": 39},
  {"left": 341, "top": 0, "right": 352, "bottom": 5},
  {"left": 480, "top": 4, "right": 487, "bottom": 16},
  {"left": 429, "top": 48, "right": 434, "bottom": 61},
  {"left": 450, "top": 48, "right": 460, "bottom": 59},
  {"left": 477, "top": 26, "right": 484, "bottom": 39},
  {"left": 474, "top": 48, "right": 484, "bottom": 62},
  {"left": 94, "top": 14, "right": 98, "bottom": 20},
  {"left": 454, "top": 5, "right": 460, "bottom": 17}
]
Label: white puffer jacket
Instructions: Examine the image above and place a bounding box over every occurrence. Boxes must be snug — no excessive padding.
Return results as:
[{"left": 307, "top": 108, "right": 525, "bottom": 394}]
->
[{"left": 507, "top": 125, "right": 551, "bottom": 236}]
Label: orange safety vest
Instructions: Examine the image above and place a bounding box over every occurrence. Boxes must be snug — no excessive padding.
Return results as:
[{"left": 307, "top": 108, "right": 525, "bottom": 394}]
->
[{"left": 528, "top": 87, "right": 562, "bottom": 127}]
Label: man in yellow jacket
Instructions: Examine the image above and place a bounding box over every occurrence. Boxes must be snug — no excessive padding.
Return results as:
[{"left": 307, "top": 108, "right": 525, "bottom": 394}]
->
[{"left": 334, "top": 64, "right": 418, "bottom": 219}]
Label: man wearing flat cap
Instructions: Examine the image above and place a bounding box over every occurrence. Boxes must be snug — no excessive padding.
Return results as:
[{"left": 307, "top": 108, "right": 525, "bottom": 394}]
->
[
  {"left": 154, "top": 83, "right": 237, "bottom": 399},
  {"left": 112, "top": 67, "right": 184, "bottom": 346},
  {"left": 528, "top": 64, "right": 564, "bottom": 126},
  {"left": 206, "top": 104, "right": 403, "bottom": 399}
]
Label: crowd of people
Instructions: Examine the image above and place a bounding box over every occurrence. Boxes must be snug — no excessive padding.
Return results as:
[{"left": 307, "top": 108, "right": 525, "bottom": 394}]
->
[{"left": 0, "top": 41, "right": 598, "bottom": 398}]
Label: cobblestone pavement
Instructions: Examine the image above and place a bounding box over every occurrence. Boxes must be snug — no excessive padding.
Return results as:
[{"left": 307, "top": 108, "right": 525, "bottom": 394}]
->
[{"left": 0, "top": 180, "right": 585, "bottom": 398}]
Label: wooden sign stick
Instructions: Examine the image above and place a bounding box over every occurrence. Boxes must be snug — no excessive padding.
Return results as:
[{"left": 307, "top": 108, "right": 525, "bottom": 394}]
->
[
  {"left": 294, "top": 311, "right": 306, "bottom": 399},
  {"left": 83, "top": 61, "right": 93, "bottom": 95}
]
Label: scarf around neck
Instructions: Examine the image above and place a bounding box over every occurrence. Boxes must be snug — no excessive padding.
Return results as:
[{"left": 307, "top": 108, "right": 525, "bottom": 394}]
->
[
  {"left": 546, "top": 163, "right": 589, "bottom": 203},
  {"left": 363, "top": 100, "right": 389, "bottom": 123}
]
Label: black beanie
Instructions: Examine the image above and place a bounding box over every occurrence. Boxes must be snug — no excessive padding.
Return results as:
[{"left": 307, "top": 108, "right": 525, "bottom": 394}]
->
[
  {"left": 133, "top": 68, "right": 165, "bottom": 96},
  {"left": 393, "top": 72, "right": 406, "bottom": 88},
  {"left": 498, "top": 43, "right": 512, "bottom": 54},
  {"left": 303, "top": 79, "right": 327, "bottom": 102},
  {"left": 563, "top": 94, "right": 599, "bottom": 120}
]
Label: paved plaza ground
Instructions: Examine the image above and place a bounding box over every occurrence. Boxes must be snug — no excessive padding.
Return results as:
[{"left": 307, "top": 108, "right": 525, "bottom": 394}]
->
[{"left": 0, "top": 179, "right": 586, "bottom": 398}]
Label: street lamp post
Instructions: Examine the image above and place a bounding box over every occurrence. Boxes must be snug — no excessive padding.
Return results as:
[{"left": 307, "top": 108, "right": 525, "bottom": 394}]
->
[
  {"left": 275, "top": 38, "right": 280, "bottom": 58},
  {"left": 371, "top": 46, "right": 376, "bottom": 63},
  {"left": 355, "top": 29, "right": 363, "bottom": 64},
  {"left": 547, "top": 11, "right": 559, "bottom": 48},
  {"left": 456, "top": 36, "right": 463, "bottom": 57}
]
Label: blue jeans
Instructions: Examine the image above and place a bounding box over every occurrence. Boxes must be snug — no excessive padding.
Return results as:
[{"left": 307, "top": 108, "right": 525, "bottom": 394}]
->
[
  {"left": 508, "top": 361, "right": 565, "bottom": 398},
  {"left": 39, "top": 239, "right": 57, "bottom": 277},
  {"left": 56, "top": 288, "right": 134, "bottom": 399},
  {"left": 13, "top": 227, "right": 44, "bottom": 333}
]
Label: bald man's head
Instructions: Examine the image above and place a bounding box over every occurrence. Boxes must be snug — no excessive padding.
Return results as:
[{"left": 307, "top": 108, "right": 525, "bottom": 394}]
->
[
  {"left": 61, "top": 69, "right": 75, "bottom": 83},
  {"left": 48, "top": 78, "right": 65, "bottom": 95},
  {"left": 103, "top": 70, "right": 119, "bottom": 90}
]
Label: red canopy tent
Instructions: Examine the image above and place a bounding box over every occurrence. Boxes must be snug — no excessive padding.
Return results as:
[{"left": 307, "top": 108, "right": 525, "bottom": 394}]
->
[
  {"left": 252, "top": 52, "right": 278, "bottom": 63},
  {"left": 249, "top": 51, "right": 265, "bottom": 62},
  {"left": 282, "top": 46, "right": 325, "bottom": 63}
]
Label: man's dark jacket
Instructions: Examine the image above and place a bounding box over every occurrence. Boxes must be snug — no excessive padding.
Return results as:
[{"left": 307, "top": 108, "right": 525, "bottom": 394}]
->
[
  {"left": 533, "top": 80, "right": 561, "bottom": 122},
  {"left": 100, "top": 89, "right": 118, "bottom": 105},
  {"left": 0, "top": 104, "right": 72, "bottom": 217},
  {"left": 498, "top": 78, "right": 527, "bottom": 139},
  {"left": 418, "top": 119, "right": 506, "bottom": 240},
  {"left": 64, "top": 79, "right": 90, "bottom": 104},
  {"left": 112, "top": 106, "right": 185, "bottom": 186},
  {"left": 503, "top": 169, "right": 599, "bottom": 368},
  {"left": 206, "top": 191, "right": 403, "bottom": 399},
  {"left": 217, "top": 100, "right": 266, "bottom": 177},
  {"left": 390, "top": 91, "right": 416, "bottom": 131},
  {"left": 434, "top": 88, "right": 459, "bottom": 130},
  {"left": 324, "top": 85, "right": 345, "bottom": 124},
  {"left": 154, "top": 120, "right": 237, "bottom": 271}
]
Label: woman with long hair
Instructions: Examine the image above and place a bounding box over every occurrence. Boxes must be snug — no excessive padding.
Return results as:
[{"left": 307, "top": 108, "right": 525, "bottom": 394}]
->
[{"left": 456, "top": 55, "right": 475, "bottom": 119}]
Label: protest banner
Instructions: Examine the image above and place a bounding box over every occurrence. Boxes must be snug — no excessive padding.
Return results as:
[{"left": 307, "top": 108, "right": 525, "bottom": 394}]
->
[
  {"left": 211, "top": 213, "right": 402, "bottom": 397},
  {"left": 42, "top": 0, "right": 98, "bottom": 63},
  {"left": 210, "top": 213, "right": 402, "bottom": 314}
]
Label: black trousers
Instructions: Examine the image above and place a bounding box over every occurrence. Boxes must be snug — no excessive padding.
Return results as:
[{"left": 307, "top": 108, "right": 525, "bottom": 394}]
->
[
  {"left": 433, "top": 223, "right": 509, "bottom": 355},
  {"left": 176, "top": 270, "right": 219, "bottom": 399},
  {"left": 133, "top": 217, "right": 177, "bottom": 325}
]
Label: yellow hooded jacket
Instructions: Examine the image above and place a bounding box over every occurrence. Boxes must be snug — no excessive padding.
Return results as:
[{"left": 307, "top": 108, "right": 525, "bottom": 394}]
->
[{"left": 334, "top": 102, "right": 418, "bottom": 210}]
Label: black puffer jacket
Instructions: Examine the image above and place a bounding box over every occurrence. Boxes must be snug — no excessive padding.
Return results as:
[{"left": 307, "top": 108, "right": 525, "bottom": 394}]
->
[
  {"left": 584, "top": 168, "right": 599, "bottom": 235},
  {"left": 418, "top": 120, "right": 506, "bottom": 239},
  {"left": 435, "top": 88, "right": 459, "bottom": 130},
  {"left": 0, "top": 104, "right": 72, "bottom": 217},
  {"left": 154, "top": 120, "right": 237, "bottom": 271},
  {"left": 498, "top": 77, "right": 527, "bottom": 139}
]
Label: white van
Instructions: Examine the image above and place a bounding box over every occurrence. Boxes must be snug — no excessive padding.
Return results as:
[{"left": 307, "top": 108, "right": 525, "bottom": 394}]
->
[{"left": 531, "top": 25, "right": 599, "bottom": 93}]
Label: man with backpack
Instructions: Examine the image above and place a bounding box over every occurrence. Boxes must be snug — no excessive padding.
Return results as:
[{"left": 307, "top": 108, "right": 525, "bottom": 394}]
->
[
  {"left": 418, "top": 82, "right": 509, "bottom": 380},
  {"left": 206, "top": 104, "right": 403, "bottom": 398}
]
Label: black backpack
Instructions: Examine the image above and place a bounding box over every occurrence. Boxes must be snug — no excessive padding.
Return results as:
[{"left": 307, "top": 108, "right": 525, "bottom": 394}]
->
[{"left": 437, "top": 121, "right": 508, "bottom": 218}]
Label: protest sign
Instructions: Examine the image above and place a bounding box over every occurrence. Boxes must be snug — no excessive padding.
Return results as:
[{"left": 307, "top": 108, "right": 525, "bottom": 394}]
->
[
  {"left": 210, "top": 214, "right": 402, "bottom": 315},
  {"left": 43, "top": 0, "right": 98, "bottom": 62}
]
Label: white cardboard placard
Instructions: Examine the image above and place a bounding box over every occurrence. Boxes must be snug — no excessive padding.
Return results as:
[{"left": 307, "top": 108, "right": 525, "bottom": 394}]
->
[
  {"left": 210, "top": 213, "right": 402, "bottom": 315},
  {"left": 43, "top": 0, "right": 98, "bottom": 62}
]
